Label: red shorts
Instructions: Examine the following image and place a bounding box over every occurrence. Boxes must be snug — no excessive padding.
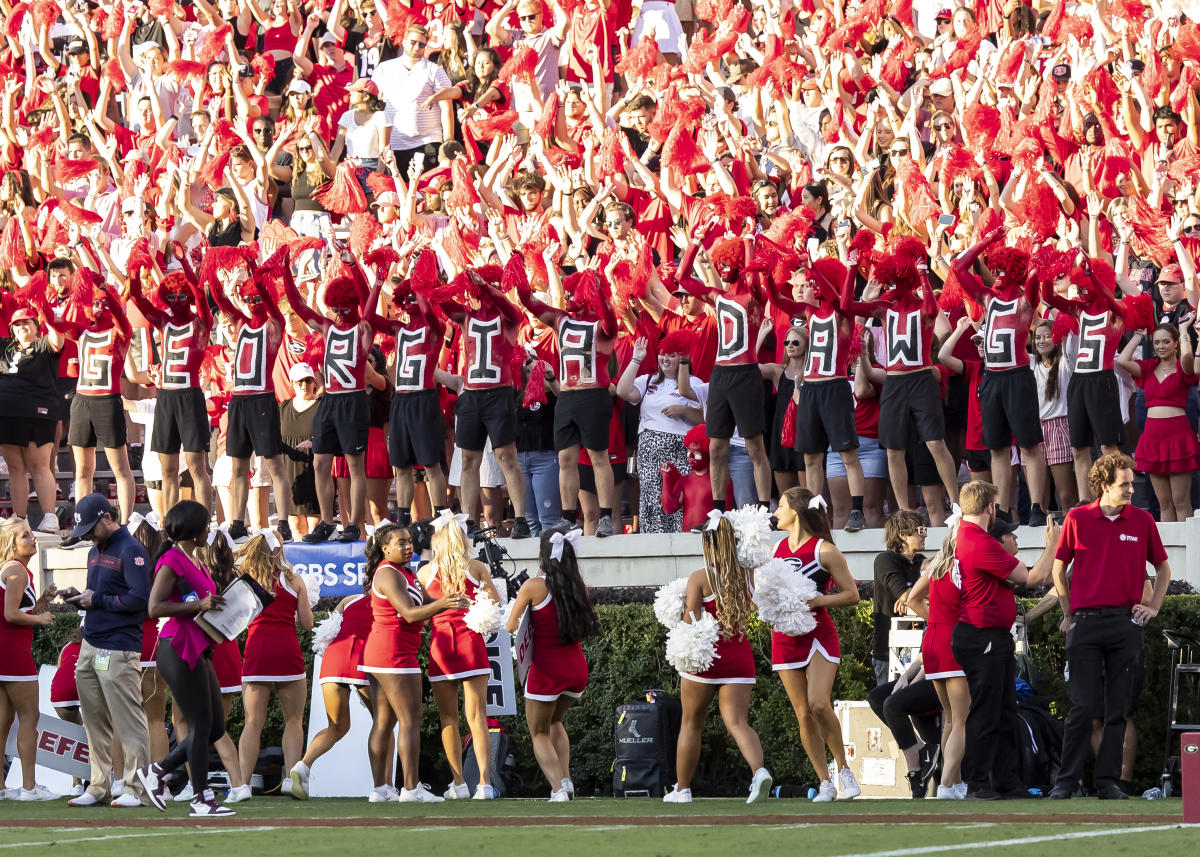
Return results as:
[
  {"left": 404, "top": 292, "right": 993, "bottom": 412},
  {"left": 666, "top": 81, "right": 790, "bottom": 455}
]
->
[
  {"left": 921, "top": 621, "right": 964, "bottom": 680},
  {"left": 320, "top": 634, "right": 368, "bottom": 685},
  {"left": 772, "top": 609, "right": 841, "bottom": 670},
  {"left": 332, "top": 425, "right": 391, "bottom": 479},
  {"left": 212, "top": 639, "right": 243, "bottom": 693},
  {"left": 526, "top": 644, "right": 588, "bottom": 701},
  {"left": 428, "top": 622, "right": 491, "bottom": 682},
  {"left": 1135, "top": 414, "right": 1200, "bottom": 474},
  {"left": 681, "top": 634, "right": 756, "bottom": 685}
]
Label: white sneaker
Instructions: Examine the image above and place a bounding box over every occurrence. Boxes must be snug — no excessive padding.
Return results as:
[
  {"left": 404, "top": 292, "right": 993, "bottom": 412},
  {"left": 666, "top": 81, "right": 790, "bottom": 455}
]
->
[
  {"left": 549, "top": 789, "right": 570, "bottom": 802},
  {"left": 189, "top": 789, "right": 235, "bottom": 817},
  {"left": 37, "top": 513, "right": 60, "bottom": 533},
  {"left": 663, "top": 785, "right": 692, "bottom": 803},
  {"left": 281, "top": 777, "right": 292, "bottom": 795},
  {"left": 225, "top": 784, "right": 253, "bottom": 803},
  {"left": 398, "top": 783, "right": 444, "bottom": 803},
  {"left": 443, "top": 781, "right": 470, "bottom": 799},
  {"left": 173, "top": 783, "right": 195, "bottom": 803},
  {"left": 936, "top": 784, "right": 965, "bottom": 800},
  {"left": 472, "top": 784, "right": 497, "bottom": 800},
  {"left": 111, "top": 778, "right": 125, "bottom": 797},
  {"left": 68, "top": 791, "right": 103, "bottom": 807},
  {"left": 812, "top": 780, "right": 838, "bottom": 802},
  {"left": 746, "top": 767, "right": 773, "bottom": 804},
  {"left": 19, "top": 785, "right": 60, "bottom": 801},
  {"left": 111, "top": 793, "right": 142, "bottom": 808},
  {"left": 0, "top": 788, "right": 17, "bottom": 800},
  {"left": 561, "top": 777, "right": 575, "bottom": 799},
  {"left": 68, "top": 784, "right": 85, "bottom": 797},
  {"left": 368, "top": 785, "right": 399, "bottom": 803},
  {"left": 839, "top": 768, "right": 861, "bottom": 799},
  {"left": 289, "top": 764, "right": 309, "bottom": 800},
  {"left": 954, "top": 782, "right": 968, "bottom": 799}
]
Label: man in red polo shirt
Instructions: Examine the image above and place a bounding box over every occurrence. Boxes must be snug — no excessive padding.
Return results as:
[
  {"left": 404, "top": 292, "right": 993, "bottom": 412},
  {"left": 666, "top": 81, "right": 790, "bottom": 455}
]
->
[
  {"left": 951, "top": 480, "right": 1057, "bottom": 800},
  {"left": 1048, "top": 453, "right": 1171, "bottom": 801}
]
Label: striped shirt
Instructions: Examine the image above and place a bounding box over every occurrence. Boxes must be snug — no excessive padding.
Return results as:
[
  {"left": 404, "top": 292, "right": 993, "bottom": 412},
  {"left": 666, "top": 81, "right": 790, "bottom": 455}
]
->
[{"left": 372, "top": 57, "right": 451, "bottom": 150}]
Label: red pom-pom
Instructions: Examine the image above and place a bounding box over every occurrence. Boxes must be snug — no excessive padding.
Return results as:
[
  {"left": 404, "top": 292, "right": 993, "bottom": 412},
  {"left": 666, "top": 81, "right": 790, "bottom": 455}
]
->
[
  {"left": 893, "top": 157, "right": 939, "bottom": 224},
  {"left": 198, "top": 24, "right": 232, "bottom": 66},
  {"left": 764, "top": 207, "right": 815, "bottom": 250},
  {"left": 465, "top": 109, "right": 520, "bottom": 141},
  {"left": 197, "top": 149, "right": 232, "bottom": 188},
  {"left": 779, "top": 398, "right": 797, "bottom": 448},
  {"left": 96, "top": 5, "right": 124, "bottom": 39},
  {"left": 1121, "top": 293, "right": 1155, "bottom": 332},
  {"left": 684, "top": 422, "right": 710, "bottom": 452},
  {"left": 366, "top": 172, "right": 396, "bottom": 197},
  {"left": 962, "top": 103, "right": 1001, "bottom": 151},
  {"left": 931, "top": 23, "right": 980, "bottom": 79},
  {"left": 444, "top": 157, "right": 481, "bottom": 210},
  {"left": 104, "top": 57, "right": 127, "bottom": 93},
  {"left": 533, "top": 92, "right": 558, "bottom": 142},
  {"left": 660, "top": 123, "right": 710, "bottom": 176},
  {"left": 251, "top": 52, "right": 276, "bottom": 81},
  {"left": 30, "top": 0, "right": 60, "bottom": 28},
  {"left": 58, "top": 198, "right": 101, "bottom": 225},
  {"left": 1050, "top": 311, "right": 1078, "bottom": 344},
  {"left": 348, "top": 212, "right": 383, "bottom": 258},
  {"left": 1011, "top": 182, "right": 1061, "bottom": 244},
  {"left": 647, "top": 96, "right": 705, "bottom": 145},
  {"left": 615, "top": 36, "right": 660, "bottom": 83},
  {"left": 55, "top": 158, "right": 100, "bottom": 182},
  {"left": 164, "top": 59, "right": 207, "bottom": 81},
  {"left": 4, "top": 4, "right": 29, "bottom": 38},
  {"left": 522, "top": 357, "right": 548, "bottom": 408},
  {"left": 312, "top": 161, "right": 368, "bottom": 214},
  {"left": 497, "top": 44, "right": 537, "bottom": 86},
  {"left": 381, "top": 0, "right": 419, "bottom": 44},
  {"left": 409, "top": 249, "right": 440, "bottom": 295},
  {"left": 659, "top": 329, "right": 696, "bottom": 357},
  {"left": 595, "top": 126, "right": 625, "bottom": 183},
  {"left": 0, "top": 215, "right": 31, "bottom": 269}
]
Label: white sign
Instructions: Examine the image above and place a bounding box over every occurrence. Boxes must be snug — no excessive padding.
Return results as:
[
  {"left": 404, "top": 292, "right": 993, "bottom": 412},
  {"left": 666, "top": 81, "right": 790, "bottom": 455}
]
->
[
  {"left": 5, "top": 713, "right": 91, "bottom": 779},
  {"left": 484, "top": 627, "right": 516, "bottom": 717},
  {"left": 513, "top": 609, "right": 533, "bottom": 685}
]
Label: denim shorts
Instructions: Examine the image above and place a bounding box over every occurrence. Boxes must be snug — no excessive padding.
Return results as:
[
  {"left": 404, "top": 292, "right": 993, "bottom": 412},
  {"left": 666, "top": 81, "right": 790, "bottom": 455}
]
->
[{"left": 826, "top": 435, "right": 888, "bottom": 480}]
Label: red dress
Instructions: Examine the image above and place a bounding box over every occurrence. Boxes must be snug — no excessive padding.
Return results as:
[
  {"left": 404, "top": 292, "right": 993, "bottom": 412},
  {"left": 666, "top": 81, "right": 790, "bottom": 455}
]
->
[
  {"left": 425, "top": 567, "right": 491, "bottom": 682},
  {"left": 679, "top": 595, "right": 756, "bottom": 685},
  {"left": 921, "top": 568, "right": 965, "bottom": 680},
  {"left": 771, "top": 536, "right": 842, "bottom": 669},
  {"left": 212, "top": 639, "right": 243, "bottom": 693},
  {"left": 140, "top": 616, "right": 160, "bottom": 668},
  {"left": 51, "top": 639, "right": 82, "bottom": 706},
  {"left": 319, "top": 593, "right": 373, "bottom": 686},
  {"left": 361, "top": 563, "right": 425, "bottom": 674},
  {"left": 0, "top": 561, "right": 37, "bottom": 681},
  {"left": 524, "top": 592, "right": 589, "bottom": 701},
  {"left": 1134, "top": 359, "right": 1200, "bottom": 474},
  {"left": 242, "top": 572, "right": 306, "bottom": 682}
]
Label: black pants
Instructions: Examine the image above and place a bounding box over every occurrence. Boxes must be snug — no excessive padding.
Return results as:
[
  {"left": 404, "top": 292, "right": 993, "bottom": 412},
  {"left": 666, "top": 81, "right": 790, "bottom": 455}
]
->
[
  {"left": 951, "top": 623, "right": 1022, "bottom": 793},
  {"left": 156, "top": 639, "right": 225, "bottom": 793},
  {"left": 1056, "top": 611, "right": 1142, "bottom": 790},
  {"left": 393, "top": 142, "right": 440, "bottom": 177},
  {"left": 867, "top": 678, "right": 943, "bottom": 757}
]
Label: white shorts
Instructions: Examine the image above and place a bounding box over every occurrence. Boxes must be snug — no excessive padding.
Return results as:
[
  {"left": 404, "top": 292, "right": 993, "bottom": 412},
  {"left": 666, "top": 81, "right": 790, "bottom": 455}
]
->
[
  {"left": 633, "top": 1, "right": 684, "bottom": 55},
  {"left": 212, "top": 454, "right": 273, "bottom": 489},
  {"left": 449, "top": 434, "right": 505, "bottom": 488}
]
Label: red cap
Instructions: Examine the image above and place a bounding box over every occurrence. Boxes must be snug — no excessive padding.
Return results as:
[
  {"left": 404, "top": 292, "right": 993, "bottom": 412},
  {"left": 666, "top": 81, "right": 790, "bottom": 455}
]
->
[
  {"left": 8, "top": 307, "right": 37, "bottom": 325},
  {"left": 936, "top": 8, "right": 952, "bottom": 19},
  {"left": 349, "top": 78, "right": 379, "bottom": 97}
]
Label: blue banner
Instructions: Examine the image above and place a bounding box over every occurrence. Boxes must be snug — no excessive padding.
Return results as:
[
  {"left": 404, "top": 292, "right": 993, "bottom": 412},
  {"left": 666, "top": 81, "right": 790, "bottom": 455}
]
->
[{"left": 284, "top": 541, "right": 369, "bottom": 598}]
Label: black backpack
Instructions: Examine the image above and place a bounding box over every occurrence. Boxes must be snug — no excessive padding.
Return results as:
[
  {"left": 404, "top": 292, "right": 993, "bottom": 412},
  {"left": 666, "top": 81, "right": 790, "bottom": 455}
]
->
[
  {"left": 463, "top": 724, "right": 518, "bottom": 797},
  {"left": 1016, "top": 695, "right": 1063, "bottom": 792},
  {"left": 613, "top": 689, "right": 682, "bottom": 797}
]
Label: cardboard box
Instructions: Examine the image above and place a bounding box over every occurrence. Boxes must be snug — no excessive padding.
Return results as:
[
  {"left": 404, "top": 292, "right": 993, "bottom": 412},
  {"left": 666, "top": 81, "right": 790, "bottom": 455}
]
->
[{"left": 835, "top": 699, "right": 912, "bottom": 798}]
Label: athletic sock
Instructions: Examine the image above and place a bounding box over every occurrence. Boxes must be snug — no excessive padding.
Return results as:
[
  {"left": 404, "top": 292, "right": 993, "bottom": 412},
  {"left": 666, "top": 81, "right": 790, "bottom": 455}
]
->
[
  {"left": 563, "top": 508, "right": 578, "bottom": 523},
  {"left": 713, "top": 499, "right": 726, "bottom": 512},
  {"left": 851, "top": 496, "right": 864, "bottom": 512},
  {"left": 599, "top": 507, "right": 612, "bottom": 518}
]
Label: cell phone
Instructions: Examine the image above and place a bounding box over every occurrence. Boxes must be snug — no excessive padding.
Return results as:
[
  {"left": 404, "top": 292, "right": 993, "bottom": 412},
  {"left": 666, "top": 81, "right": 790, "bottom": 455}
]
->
[
  {"left": 238, "top": 64, "right": 252, "bottom": 78},
  {"left": 1052, "top": 512, "right": 1065, "bottom": 525},
  {"left": 1129, "top": 59, "right": 1145, "bottom": 75},
  {"left": 59, "top": 587, "right": 81, "bottom": 601},
  {"left": 839, "top": 218, "right": 851, "bottom": 230},
  {"left": 937, "top": 212, "right": 957, "bottom": 230}
]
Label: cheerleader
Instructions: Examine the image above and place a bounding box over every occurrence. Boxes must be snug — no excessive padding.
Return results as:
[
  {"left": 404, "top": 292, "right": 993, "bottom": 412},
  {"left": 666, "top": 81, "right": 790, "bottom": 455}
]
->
[
  {"left": 361, "top": 524, "right": 466, "bottom": 803},
  {"left": 236, "top": 532, "right": 314, "bottom": 793},
  {"left": 0, "top": 517, "right": 58, "bottom": 800},
  {"left": 664, "top": 517, "right": 772, "bottom": 805},
  {"left": 418, "top": 512, "right": 504, "bottom": 799},
  {"left": 1117, "top": 324, "right": 1198, "bottom": 521},
  {"left": 904, "top": 523, "right": 969, "bottom": 799},
  {"left": 50, "top": 627, "right": 85, "bottom": 797},
  {"left": 290, "top": 544, "right": 381, "bottom": 801},
  {"left": 771, "top": 487, "right": 862, "bottom": 802},
  {"left": 505, "top": 529, "right": 599, "bottom": 802}
]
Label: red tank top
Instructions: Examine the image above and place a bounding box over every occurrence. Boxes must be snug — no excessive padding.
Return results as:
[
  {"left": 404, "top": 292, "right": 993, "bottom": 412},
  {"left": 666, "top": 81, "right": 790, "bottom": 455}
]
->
[
  {"left": 927, "top": 567, "right": 963, "bottom": 625},
  {"left": 0, "top": 561, "right": 35, "bottom": 651},
  {"left": 772, "top": 535, "right": 833, "bottom": 620},
  {"left": 336, "top": 593, "right": 375, "bottom": 641},
  {"left": 425, "top": 566, "right": 481, "bottom": 634},
  {"left": 530, "top": 591, "right": 581, "bottom": 654},
  {"left": 77, "top": 328, "right": 130, "bottom": 395},
  {"left": 371, "top": 562, "right": 425, "bottom": 654},
  {"left": 247, "top": 572, "right": 299, "bottom": 636}
]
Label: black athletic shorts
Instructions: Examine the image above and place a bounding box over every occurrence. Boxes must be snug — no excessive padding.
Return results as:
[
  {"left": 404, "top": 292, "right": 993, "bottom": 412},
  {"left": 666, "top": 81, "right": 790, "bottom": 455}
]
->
[
  {"left": 1067, "top": 371, "right": 1123, "bottom": 449},
  {"left": 389, "top": 389, "right": 445, "bottom": 469},
  {"left": 979, "top": 366, "right": 1044, "bottom": 450},
  {"left": 554, "top": 388, "right": 614, "bottom": 452},
  {"left": 907, "top": 433, "right": 941, "bottom": 487},
  {"left": 455, "top": 387, "right": 517, "bottom": 451},
  {"left": 878, "top": 371, "right": 946, "bottom": 450},
  {"left": 226, "top": 393, "right": 284, "bottom": 459},
  {"left": 966, "top": 448, "right": 992, "bottom": 473},
  {"left": 68, "top": 394, "right": 126, "bottom": 449},
  {"left": 0, "top": 417, "right": 56, "bottom": 447},
  {"left": 794, "top": 380, "right": 859, "bottom": 454},
  {"left": 579, "top": 460, "right": 627, "bottom": 494},
  {"left": 706, "top": 363, "right": 765, "bottom": 440},
  {"left": 56, "top": 375, "right": 76, "bottom": 422},
  {"left": 944, "top": 374, "right": 969, "bottom": 432},
  {"left": 151, "top": 388, "right": 211, "bottom": 454},
  {"left": 312, "top": 391, "right": 369, "bottom": 456}
]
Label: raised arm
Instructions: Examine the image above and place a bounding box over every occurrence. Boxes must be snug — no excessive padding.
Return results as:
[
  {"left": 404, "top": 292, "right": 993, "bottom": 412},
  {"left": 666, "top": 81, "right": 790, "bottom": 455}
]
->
[
  {"left": 950, "top": 230, "right": 1002, "bottom": 303},
  {"left": 279, "top": 251, "right": 330, "bottom": 331}
]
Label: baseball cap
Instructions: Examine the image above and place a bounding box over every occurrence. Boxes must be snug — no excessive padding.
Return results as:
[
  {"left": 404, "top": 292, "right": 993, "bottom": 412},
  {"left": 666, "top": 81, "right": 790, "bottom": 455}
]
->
[
  {"left": 350, "top": 78, "right": 379, "bottom": 97},
  {"left": 71, "top": 493, "right": 114, "bottom": 539},
  {"left": 66, "top": 39, "right": 87, "bottom": 55},
  {"left": 988, "top": 517, "right": 1020, "bottom": 540},
  {"left": 416, "top": 167, "right": 450, "bottom": 194},
  {"left": 8, "top": 307, "right": 37, "bottom": 325},
  {"left": 935, "top": 8, "right": 952, "bottom": 20},
  {"left": 930, "top": 78, "right": 954, "bottom": 97},
  {"left": 1051, "top": 63, "right": 1071, "bottom": 82},
  {"left": 289, "top": 362, "right": 316, "bottom": 382},
  {"left": 371, "top": 191, "right": 400, "bottom": 208},
  {"left": 320, "top": 31, "right": 340, "bottom": 46},
  {"left": 1158, "top": 263, "right": 1184, "bottom": 283},
  {"left": 287, "top": 79, "right": 313, "bottom": 95},
  {"left": 121, "top": 196, "right": 145, "bottom": 214}
]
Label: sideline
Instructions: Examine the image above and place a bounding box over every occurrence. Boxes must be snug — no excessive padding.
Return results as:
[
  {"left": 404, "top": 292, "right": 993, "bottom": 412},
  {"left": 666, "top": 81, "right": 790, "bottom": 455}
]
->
[{"left": 828, "top": 824, "right": 1181, "bottom": 857}]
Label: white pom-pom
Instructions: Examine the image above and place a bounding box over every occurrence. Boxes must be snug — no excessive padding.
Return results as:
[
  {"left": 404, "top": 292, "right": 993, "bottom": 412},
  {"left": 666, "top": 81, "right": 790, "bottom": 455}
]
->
[
  {"left": 300, "top": 570, "right": 323, "bottom": 607},
  {"left": 464, "top": 591, "right": 503, "bottom": 636},
  {"left": 751, "top": 558, "right": 819, "bottom": 637},
  {"left": 725, "top": 505, "right": 774, "bottom": 569},
  {"left": 665, "top": 612, "right": 721, "bottom": 675},
  {"left": 653, "top": 578, "right": 689, "bottom": 630},
  {"left": 311, "top": 611, "right": 343, "bottom": 655}
]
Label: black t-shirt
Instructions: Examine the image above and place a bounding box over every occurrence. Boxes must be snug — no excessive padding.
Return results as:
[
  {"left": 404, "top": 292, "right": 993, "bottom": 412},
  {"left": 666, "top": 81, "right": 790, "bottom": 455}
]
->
[
  {"left": 516, "top": 389, "right": 556, "bottom": 452},
  {"left": 0, "top": 336, "right": 61, "bottom": 420},
  {"left": 871, "top": 550, "right": 925, "bottom": 661}
]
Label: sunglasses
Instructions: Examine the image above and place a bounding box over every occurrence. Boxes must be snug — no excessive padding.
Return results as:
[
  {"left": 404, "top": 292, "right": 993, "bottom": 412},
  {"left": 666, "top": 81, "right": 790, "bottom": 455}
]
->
[
  {"left": 297, "top": 145, "right": 313, "bottom": 152},
  {"left": 165, "top": 292, "right": 189, "bottom": 303},
  {"left": 784, "top": 339, "right": 803, "bottom": 346},
  {"left": 933, "top": 122, "right": 953, "bottom": 130},
  {"left": 1184, "top": 224, "right": 1200, "bottom": 233},
  {"left": 830, "top": 155, "right": 850, "bottom": 163},
  {"left": 245, "top": 295, "right": 264, "bottom": 305},
  {"left": 890, "top": 148, "right": 909, "bottom": 156},
  {"left": 913, "top": 526, "right": 928, "bottom": 537},
  {"left": 519, "top": 13, "right": 539, "bottom": 20}
]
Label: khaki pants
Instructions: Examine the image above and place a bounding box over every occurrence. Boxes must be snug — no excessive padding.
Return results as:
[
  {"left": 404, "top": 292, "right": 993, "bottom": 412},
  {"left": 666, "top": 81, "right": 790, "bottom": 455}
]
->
[{"left": 76, "top": 641, "right": 149, "bottom": 802}]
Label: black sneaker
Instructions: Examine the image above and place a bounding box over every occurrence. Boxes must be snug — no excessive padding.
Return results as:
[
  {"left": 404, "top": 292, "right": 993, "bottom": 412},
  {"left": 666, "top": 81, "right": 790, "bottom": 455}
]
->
[
  {"left": 510, "top": 517, "right": 532, "bottom": 539},
  {"left": 906, "top": 770, "right": 928, "bottom": 799},
  {"left": 302, "top": 521, "right": 336, "bottom": 543},
  {"left": 227, "top": 520, "right": 250, "bottom": 544},
  {"left": 59, "top": 534, "right": 83, "bottom": 549},
  {"left": 1096, "top": 784, "right": 1128, "bottom": 800},
  {"left": 1046, "top": 786, "right": 1073, "bottom": 800},
  {"left": 964, "top": 787, "right": 1002, "bottom": 801},
  {"left": 595, "top": 514, "right": 614, "bottom": 537},
  {"left": 276, "top": 520, "right": 293, "bottom": 543},
  {"left": 844, "top": 509, "right": 866, "bottom": 533},
  {"left": 336, "top": 524, "right": 362, "bottom": 543},
  {"left": 918, "top": 744, "right": 941, "bottom": 786},
  {"left": 1027, "top": 506, "right": 1047, "bottom": 528}
]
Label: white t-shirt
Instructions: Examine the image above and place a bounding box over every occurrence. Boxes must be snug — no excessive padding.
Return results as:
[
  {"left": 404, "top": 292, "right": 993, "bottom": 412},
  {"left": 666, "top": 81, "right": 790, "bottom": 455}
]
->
[
  {"left": 338, "top": 109, "right": 387, "bottom": 159},
  {"left": 372, "top": 57, "right": 452, "bottom": 150},
  {"left": 633, "top": 376, "right": 706, "bottom": 436}
]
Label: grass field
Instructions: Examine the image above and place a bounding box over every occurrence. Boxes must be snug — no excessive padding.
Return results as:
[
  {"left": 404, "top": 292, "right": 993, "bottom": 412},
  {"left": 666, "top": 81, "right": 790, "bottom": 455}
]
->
[{"left": 0, "top": 797, "right": 1195, "bottom": 857}]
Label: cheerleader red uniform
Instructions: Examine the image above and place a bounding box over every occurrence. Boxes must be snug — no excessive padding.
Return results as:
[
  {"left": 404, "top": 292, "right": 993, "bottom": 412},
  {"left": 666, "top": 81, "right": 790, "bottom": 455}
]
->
[
  {"left": 0, "top": 561, "right": 37, "bottom": 681},
  {"left": 921, "top": 569, "right": 965, "bottom": 680},
  {"left": 680, "top": 595, "right": 756, "bottom": 685},
  {"left": 319, "top": 593, "right": 373, "bottom": 686},
  {"left": 1133, "top": 359, "right": 1200, "bottom": 474},
  {"left": 140, "top": 616, "right": 160, "bottom": 668},
  {"left": 425, "top": 567, "right": 491, "bottom": 682},
  {"left": 361, "top": 563, "right": 425, "bottom": 674},
  {"left": 212, "top": 640, "right": 243, "bottom": 694},
  {"left": 241, "top": 572, "right": 306, "bottom": 683},
  {"left": 771, "top": 536, "right": 841, "bottom": 670},
  {"left": 50, "top": 639, "right": 82, "bottom": 707},
  {"left": 524, "top": 592, "right": 589, "bottom": 702}
]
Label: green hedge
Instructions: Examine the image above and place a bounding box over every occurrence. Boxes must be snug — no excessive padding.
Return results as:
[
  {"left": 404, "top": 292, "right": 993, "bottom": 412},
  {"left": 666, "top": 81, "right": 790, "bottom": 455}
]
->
[{"left": 32, "top": 596, "right": 1200, "bottom": 796}]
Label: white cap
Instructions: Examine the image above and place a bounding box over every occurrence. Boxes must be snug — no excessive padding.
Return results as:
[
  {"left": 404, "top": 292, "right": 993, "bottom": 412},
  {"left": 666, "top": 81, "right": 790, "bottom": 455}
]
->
[
  {"left": 289, "top": 362, "right": 316, "bottom": 382},
  {"left": 287, "top": 79, "right": 313, "bottom": 95}
]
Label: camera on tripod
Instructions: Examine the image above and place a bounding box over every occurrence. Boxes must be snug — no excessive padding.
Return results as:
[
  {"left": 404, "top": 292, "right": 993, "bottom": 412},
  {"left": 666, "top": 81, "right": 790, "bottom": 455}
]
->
[{"left": 471, "top": 525, "right": 530, "bottom": 600}]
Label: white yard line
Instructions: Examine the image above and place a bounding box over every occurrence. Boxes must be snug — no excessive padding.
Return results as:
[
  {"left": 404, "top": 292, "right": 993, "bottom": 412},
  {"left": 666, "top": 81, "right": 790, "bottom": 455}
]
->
[
  {"left": 829, "top": 825, "right": 1180, "bottom": 857},
  {"left": 0, "top": 826, "right": 280, "bottom": 849}
]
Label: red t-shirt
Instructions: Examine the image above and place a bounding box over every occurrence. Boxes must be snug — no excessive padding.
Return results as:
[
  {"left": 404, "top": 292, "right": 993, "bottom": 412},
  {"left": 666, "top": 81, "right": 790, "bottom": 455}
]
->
[
  {"left": 954, "top": 520, "right": 1020, "bottom": 629},
  {"left": 1055, "top": 501, "right": 1168, "bottom": 610}
]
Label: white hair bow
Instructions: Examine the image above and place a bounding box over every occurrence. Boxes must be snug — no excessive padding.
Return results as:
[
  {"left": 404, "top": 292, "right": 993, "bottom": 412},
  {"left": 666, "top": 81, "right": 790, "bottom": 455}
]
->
[
  {"left": 127, "top": 511, "right": 162, "bottom": 532},
  {"left": 549, "top": 528, "right": 582, "bottom": 561},
  {"left": 431, "top": 509, "right": 469, "bottom": 536},
  {"left": 704, "top": 509, "right": 724, "bottom": 531},
  {"left": 208, "top": 524, "right": 235, "bottom": 550},
  {"left": 808, "top": 495, "right": 829, "bottom": 511},
  {"left": 253, "top": 528, "right": 281, "bottom": 551},
  {"left": 944, "top": 503, "right": 963, "bottom": 531}
]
